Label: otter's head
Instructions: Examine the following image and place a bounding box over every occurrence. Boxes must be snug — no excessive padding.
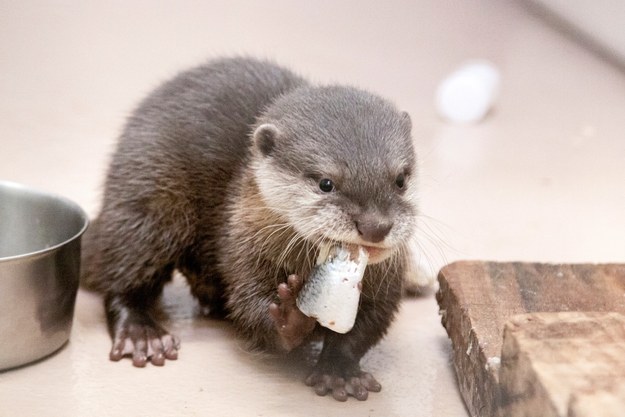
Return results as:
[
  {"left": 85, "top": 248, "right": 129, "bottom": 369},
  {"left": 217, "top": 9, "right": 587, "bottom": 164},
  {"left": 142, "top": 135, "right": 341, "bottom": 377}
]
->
[{"left": 251, "top": 85, "right": 418, "bottom": 264}]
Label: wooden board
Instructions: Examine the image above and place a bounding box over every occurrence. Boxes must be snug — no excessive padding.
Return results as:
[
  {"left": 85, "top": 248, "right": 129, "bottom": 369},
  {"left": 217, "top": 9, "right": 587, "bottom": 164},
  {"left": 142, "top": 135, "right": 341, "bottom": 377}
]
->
[
  {"left": 436, "top": 261, "right": 625, "bottom": 417},
  {"left": 500, "top": 312, "right": 625, "bottom": 417}
]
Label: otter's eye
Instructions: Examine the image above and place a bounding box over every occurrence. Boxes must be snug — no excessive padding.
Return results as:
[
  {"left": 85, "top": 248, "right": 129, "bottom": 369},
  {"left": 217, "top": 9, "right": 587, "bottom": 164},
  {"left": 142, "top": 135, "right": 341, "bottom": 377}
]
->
[
  {"left": 319, "top": 178, "right": 335, "bottom": 193},
  {"left": 395, "top": 173, "right": 406, "bottom": 189}
]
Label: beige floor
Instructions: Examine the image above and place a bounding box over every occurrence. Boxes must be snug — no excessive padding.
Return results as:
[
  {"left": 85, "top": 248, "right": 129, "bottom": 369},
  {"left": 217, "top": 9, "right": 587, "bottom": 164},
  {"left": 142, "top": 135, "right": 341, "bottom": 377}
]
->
[{"left": 1, "top": 1, "right": 624, "bottom": 416}]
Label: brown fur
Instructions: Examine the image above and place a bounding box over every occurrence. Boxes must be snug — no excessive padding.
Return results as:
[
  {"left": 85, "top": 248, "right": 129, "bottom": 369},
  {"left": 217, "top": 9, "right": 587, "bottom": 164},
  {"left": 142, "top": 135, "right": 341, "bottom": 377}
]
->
[{"left": 82, "top": 56, "right": 418, "bottom": 400}]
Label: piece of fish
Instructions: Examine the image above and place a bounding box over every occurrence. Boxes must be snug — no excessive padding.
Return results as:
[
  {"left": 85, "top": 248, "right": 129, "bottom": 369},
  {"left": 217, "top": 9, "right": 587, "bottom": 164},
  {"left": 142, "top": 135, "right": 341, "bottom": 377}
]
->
[{"left": 296, "top": 244, "right": 368, "bottom": 334}]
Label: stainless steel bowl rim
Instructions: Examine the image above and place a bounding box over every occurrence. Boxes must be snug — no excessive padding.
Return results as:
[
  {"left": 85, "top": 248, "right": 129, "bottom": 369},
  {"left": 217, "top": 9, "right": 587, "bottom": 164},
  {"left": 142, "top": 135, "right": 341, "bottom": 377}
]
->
[{"left": 0, "top": 180, "right": 89, "bottom": 262}]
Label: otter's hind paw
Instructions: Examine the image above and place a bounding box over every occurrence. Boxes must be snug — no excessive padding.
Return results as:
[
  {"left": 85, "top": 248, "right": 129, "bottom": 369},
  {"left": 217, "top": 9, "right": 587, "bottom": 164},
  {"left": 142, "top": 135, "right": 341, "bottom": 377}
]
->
[
  {"left": 305, "top": 370, "right": 381, "bottom": 401},
  {"left": 109, "top": 317, "right": 180, "bottom": 367}
]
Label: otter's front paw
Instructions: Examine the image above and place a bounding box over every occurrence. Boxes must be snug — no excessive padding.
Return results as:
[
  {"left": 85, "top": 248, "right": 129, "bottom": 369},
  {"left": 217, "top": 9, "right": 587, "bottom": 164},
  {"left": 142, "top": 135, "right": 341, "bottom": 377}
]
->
[
  {"left": 109, "top": 315, "right": 180, "bottom": 367},
  {"left": 305, "top": 370, "right": 381, "bottom": 401},
  {"left": 269, "top": 274, "right": 317, "bottom": 351}
]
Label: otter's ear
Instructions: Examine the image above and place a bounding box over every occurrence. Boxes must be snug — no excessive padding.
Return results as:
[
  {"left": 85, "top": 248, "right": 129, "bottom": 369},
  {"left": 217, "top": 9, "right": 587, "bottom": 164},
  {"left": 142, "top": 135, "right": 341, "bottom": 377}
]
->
[
  {"left": 400, "top": 111, "right": 412, "bottom": 137},
  {"left": 253, "top": 123, "right": 280, "bottom": 157}
]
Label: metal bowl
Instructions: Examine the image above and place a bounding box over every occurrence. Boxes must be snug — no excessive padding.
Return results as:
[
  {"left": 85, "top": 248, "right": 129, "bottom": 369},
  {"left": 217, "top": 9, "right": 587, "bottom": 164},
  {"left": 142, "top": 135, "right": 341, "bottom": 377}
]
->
[{"left": 0, "top": 181, "right": 88, "bottom": 370}]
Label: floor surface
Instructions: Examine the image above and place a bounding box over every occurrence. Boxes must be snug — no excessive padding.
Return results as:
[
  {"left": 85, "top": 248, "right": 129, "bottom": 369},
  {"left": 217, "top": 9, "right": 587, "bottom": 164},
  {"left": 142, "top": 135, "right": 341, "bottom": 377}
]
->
[{"left": 1, "top": 1, "right": 624, "bottom": 416}]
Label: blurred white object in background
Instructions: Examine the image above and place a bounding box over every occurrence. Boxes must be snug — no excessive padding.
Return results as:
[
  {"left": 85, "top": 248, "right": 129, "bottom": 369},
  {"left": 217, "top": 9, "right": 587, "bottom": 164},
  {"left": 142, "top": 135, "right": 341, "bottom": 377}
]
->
[{"left": 435, "top": 61, "right": 501, "bottom": 124}]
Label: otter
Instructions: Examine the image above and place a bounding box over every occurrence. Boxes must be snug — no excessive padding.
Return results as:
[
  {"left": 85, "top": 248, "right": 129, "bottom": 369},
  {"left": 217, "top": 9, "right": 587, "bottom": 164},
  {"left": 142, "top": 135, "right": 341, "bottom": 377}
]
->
[{"left": 82, "top": 57, "right": 420, "bottom": 402}]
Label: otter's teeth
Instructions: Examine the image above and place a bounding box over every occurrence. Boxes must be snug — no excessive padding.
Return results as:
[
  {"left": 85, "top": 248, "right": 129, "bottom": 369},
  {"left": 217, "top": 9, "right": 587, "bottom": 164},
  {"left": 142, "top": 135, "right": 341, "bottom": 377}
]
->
[
  {"left": 297, "top": 244, "right": 368, "bottom": 334},
  {"left": 315, "top": 242, "right": 333, "bottom": 266}
]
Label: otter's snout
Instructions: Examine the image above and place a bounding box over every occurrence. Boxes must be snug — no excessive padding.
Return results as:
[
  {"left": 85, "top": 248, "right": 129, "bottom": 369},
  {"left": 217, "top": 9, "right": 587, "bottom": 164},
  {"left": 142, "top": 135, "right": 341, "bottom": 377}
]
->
[{"left": 355, "top": 215, "right": 393, "bottom": 243}]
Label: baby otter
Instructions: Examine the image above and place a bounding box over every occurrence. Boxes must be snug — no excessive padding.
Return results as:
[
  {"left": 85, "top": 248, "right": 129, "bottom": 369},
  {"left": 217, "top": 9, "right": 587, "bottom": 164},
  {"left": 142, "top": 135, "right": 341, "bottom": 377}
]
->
[{"left": 82, "top": 57, "right": 419, "bottom": 401}]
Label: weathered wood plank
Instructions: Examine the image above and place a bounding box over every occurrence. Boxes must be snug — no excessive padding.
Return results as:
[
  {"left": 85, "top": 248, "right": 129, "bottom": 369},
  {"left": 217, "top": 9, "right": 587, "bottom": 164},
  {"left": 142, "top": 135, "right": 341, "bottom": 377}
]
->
[
  {"left": 436, "top": 261, "right": 625, "bottom": 417},
  {"left": 499, "top": 312, "right": 625, "bottom": 417}
]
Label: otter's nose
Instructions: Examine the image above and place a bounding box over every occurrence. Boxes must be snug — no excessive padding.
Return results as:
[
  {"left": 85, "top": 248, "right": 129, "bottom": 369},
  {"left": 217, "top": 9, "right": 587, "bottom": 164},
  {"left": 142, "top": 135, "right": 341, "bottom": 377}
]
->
[{"left": 355, "top": 217, "right": 393, "bottom": 243}]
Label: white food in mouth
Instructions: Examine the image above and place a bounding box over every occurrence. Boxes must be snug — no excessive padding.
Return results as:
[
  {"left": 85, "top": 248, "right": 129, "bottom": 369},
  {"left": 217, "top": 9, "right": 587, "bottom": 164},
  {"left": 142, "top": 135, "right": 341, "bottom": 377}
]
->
[{"left": 296, "top": 243, "right": 369, "bottom": 334}]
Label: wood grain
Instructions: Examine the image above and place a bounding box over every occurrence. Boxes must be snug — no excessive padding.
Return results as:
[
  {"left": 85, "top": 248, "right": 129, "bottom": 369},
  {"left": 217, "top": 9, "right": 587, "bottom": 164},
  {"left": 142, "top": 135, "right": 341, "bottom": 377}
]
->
[
  {"left": 436, "top": 261, "right": 625, "bottom": 417},
  {"left": 500, "top": 312, "right": 625, "bottom": 417}
]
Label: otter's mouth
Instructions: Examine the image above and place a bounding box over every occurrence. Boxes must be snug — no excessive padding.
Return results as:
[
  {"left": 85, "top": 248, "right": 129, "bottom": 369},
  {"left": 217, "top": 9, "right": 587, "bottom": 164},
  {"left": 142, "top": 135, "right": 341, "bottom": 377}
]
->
[
  {"left": 315, "top": 238, "right": 393, "bottom": 265},
  {"left": 322, "top": 242, "right": 391, "bottom": 264},
  {"left": 360, "top": 245, "right": 392, "bottom": 263}
]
